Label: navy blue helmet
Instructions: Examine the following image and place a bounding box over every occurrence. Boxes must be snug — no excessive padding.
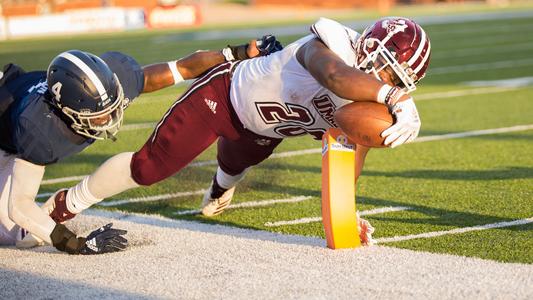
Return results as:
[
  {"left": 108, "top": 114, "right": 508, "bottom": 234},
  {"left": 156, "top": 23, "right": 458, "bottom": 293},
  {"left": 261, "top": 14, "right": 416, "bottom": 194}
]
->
[{"left": 46, "top": 50, "right": 125, "bottom": 140}]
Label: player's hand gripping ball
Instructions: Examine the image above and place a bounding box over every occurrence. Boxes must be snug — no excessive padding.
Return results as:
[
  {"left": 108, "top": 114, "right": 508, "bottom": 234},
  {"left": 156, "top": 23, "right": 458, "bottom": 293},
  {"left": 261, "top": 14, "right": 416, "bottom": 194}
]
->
[{"left": 333, "top": 102, "right": 394, "bottom": 148}]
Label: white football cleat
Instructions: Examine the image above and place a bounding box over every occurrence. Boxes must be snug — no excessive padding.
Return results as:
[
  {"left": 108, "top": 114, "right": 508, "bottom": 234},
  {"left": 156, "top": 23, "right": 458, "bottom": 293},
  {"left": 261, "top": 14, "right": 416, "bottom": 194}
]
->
[
  {"left": 201, "top": 185, "right": 235, "bottom": 217},
  {"left": 16, "top": 227, "right": 45, "bottom": 249}
]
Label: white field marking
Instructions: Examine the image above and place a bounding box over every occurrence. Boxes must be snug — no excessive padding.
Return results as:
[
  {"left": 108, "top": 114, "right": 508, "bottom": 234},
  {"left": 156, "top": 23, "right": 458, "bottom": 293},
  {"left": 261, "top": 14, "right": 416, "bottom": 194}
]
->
[
  {"left": 430, "top": 58, "right": 533, "bottom": 75},
  {"left": 415, "top": 86, "right": 521, "bottom": 101},
  {"left": 377, "top": 217, "right": 533, "bottom": 244},
  {"left": 97, "top": 190, "right": 207, "bottom": 207},
  {"left": 173, "top": 196, "right": 312, "bottom": 216},
  {"left": 122, "top": 122, "right": 156, "bottom": 131},
  {"left": 431, "top": 24, "right": 533, "bottom": 39},
  {"left": 41, "top": 175, "right": 86, "bottom": 185},
  {"left": 413, "top": 124, "right": 533, "bottom": 143},
  {"left": 433, "top": 42, "right": 533, "bottom": 59},
  {"left": 264, "top": 206, "right": 411, "bottom": 227},
  {"left": 465, "top": 77, "right": 533, "bottom": 88},
  {"left": 40, "top": 123, "right": 533, "bottom": 186},
  {"left": 36, "top": 192, "right": 53, "bottom": 199}
]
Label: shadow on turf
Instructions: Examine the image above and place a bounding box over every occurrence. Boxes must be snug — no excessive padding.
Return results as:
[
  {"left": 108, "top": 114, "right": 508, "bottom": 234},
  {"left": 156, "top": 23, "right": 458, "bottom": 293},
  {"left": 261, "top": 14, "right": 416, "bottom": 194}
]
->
[
  {"left": 359, "top": 196, "right": 527, "bottom": 230},
  {"left": 85, "top": 209, "right": 326, "bottom": 248},
  {"left": 259, "top": 162, "right": 533, "bottom": 181},
  {"left": 0, "top": 269, "right": 151, "bottom": 299},
  {"left": 364, "top": 166, "right": 533, "bottom": 181}
]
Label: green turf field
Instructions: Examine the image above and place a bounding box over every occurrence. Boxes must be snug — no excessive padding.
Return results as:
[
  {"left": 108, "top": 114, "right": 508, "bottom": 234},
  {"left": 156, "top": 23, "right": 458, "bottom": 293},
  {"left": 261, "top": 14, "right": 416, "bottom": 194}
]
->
[{"left": 2, "top": 12, "right": 532, "bottom": 263}]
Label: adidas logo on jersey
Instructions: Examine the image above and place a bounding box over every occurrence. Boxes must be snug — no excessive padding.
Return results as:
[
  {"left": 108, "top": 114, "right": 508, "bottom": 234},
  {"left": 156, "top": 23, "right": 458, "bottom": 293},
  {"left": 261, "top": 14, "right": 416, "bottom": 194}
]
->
[{"left": 204, "top": 98, "right": 217, "bottom": 114}]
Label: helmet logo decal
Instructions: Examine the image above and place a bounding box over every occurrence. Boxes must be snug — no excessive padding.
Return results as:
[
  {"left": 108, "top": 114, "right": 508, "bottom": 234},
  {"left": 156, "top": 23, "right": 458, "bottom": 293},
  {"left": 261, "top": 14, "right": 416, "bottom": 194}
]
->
[
  {"left": 51, "top": 82, "right": 63, "bottom": 101},
  {"left": 381, "top": 19, "right": 408, "bottom": 35}
]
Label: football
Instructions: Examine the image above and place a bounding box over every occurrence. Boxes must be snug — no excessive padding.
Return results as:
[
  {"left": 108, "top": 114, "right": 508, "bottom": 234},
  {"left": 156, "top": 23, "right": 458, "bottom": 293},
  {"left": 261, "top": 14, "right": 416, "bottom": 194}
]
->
[{"left": 333, "top": 102, "right": 394, "bottom": 148}]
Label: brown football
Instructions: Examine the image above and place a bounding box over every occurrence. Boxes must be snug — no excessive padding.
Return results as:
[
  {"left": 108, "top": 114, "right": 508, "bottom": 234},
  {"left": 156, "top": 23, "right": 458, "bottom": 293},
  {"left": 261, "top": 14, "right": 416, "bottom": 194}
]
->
[{"left": 334, "top": 102, "right": 394, "bottom": 148}]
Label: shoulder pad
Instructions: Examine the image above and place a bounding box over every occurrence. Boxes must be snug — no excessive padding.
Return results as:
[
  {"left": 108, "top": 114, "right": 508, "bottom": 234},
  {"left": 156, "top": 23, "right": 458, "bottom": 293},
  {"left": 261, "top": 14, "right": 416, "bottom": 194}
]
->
[
  {"left": 100, "top": 51, "right": 144, "bottom": 102},
  {"left": 310, "top": 18, "right": 360, "bottom": 67}
]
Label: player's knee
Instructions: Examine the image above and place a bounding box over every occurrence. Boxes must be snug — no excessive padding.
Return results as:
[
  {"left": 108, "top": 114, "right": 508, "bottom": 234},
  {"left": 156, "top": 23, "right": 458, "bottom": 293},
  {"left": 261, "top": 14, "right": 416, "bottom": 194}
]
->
[{"left": 130, "top": 152, "right": 163, "bottom": 186}]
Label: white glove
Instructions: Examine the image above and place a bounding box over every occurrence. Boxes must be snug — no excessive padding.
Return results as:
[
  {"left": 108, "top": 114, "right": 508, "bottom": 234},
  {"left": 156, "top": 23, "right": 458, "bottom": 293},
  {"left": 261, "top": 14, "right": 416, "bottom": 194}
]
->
[{"left": 381, "top": 97, "right": 421, "bottom": 148}]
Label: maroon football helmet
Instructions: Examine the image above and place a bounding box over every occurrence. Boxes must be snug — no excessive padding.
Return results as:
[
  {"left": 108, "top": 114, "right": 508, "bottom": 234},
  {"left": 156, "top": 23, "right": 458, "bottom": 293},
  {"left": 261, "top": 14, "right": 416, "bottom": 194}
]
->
[{"left": 355, "top": 17, "right": 431, "bottom": 93}]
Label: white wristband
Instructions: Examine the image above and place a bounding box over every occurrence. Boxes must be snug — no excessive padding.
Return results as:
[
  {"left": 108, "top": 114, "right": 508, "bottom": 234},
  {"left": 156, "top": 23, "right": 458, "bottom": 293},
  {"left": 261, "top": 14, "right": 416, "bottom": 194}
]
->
[
  {"left": 167, "top": 60, "right": 184, "bottom": 85},
  {"left": 377, "top": 84, "right": 394, "bottom": 104},
  {"left": 221, "top": 47, "right": 235, "bottom": 61},
  {"left": 377, "top": 84, "right": 406, "bottom": 106}
]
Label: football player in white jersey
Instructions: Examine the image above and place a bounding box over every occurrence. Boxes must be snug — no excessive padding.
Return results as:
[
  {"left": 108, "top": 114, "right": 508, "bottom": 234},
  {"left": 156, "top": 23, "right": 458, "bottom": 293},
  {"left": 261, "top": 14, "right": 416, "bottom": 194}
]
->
[{"left": 42, "top": 17, "right": 430, "bottom": 246}]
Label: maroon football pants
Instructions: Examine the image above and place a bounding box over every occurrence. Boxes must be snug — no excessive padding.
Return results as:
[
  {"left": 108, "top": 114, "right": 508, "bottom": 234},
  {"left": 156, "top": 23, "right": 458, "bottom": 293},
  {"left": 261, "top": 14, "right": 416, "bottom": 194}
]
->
[{"left": 131, "top": 62, "right": 282, "bottom": 186}]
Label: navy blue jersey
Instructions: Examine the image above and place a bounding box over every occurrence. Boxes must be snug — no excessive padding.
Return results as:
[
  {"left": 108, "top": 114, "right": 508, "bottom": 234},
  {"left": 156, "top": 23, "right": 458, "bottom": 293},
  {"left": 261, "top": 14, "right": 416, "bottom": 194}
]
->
[{"left": 0, "top": 52, "right": 144, "bottom": 165}]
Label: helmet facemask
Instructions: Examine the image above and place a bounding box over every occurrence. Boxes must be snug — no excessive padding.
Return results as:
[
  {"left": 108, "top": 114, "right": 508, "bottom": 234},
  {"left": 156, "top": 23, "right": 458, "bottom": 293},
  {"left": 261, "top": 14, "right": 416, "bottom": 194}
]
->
[
  {"left": 355, "top": 17, "right": 431, "bottom": 94},
  {"left": 59, "top": 74, "right": 126, "bottom": 140},
  {"left": 356, "top": 36, "right": 418, "bottom": 93}
]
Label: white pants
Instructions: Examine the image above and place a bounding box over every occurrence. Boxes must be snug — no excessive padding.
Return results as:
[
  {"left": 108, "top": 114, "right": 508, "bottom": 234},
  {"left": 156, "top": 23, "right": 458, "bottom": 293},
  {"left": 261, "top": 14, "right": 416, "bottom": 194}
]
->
[{"left": 0, "top": 148, "right": 17, "bottom": 245}]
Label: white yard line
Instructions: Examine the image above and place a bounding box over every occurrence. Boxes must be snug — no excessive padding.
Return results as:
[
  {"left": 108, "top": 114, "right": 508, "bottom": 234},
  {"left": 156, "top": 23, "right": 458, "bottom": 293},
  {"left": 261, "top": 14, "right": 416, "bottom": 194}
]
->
[
  {"left": 97, "top": 190, "right": 207, "bottom": 207},
  {"left": 430, "top": 58, "right": 533, "bottom": 74},
  {"left": 433, "top": 42, "right": 533, "bottom": 59},
  {"left": 36, "top": 192, "right": 53, "bottom": 199},
  {"left": 415, "top": 86, "right": 522, "bottom": 101},
  {"left": 413, "top": 124, "right": 533, "bottom": 143},
  {"left": 377, "top": 217, "right": 533, "bottom": 244},
  {"left": 122, "top": 122, "right": 156, "bottom": 131},
  {"left": 264, "top": 206, "right": 411, "bottom": 227},
  {"left": 42, "top": 175, "right": 86, "bottom": 185},
  {"left": 465, "top": 76, "right": 533, "bottom": 88},
  {"left": 173, "top": 196, "right": 312, "bottom": 215},
  {"left": 40, "top": 123, "right": 533, "bottom": 186}
]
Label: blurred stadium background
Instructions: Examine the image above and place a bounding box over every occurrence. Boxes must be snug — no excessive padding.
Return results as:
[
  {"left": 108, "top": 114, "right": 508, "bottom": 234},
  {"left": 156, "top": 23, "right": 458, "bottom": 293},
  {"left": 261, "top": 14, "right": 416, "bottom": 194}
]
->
[{"left": 0, "top": 0, "right": 519, "bottom": 40}]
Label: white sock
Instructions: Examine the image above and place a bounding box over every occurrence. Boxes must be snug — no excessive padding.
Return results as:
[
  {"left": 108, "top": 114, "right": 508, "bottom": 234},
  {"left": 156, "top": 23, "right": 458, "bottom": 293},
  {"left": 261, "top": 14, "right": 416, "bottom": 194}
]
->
[
  {"left": 66, "top": 152, "right": 139, "bottom": 214},
  {"left": 66, "top": 176, "right": 101, "bottom": 214},
  {"left": 215, "top": 167, "right": 248, "bottom": 189}
]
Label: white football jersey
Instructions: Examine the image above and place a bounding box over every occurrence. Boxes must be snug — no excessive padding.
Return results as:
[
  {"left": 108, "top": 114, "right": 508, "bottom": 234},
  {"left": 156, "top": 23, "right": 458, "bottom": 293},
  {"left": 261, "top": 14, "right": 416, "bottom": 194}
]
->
[{"left": 230, "top": 18, "right": 360, "bottom": 140}]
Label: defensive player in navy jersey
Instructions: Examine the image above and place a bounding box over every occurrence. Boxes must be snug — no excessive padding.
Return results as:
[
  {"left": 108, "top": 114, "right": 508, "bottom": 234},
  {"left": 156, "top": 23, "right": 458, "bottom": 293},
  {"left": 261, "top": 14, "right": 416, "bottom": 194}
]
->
[{"left": 0, "top": 35, "right": 281, "bottom": 254}]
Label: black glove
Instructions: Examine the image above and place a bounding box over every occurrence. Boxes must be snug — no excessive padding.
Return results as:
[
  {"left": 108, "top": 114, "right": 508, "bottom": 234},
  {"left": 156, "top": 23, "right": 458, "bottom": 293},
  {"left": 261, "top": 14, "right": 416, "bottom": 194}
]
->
[
  {"left": 51, "top": 223, "right": 127, "bottom": 255},
  {"left": 79, "top": 223, "right": 128, "bottom": 255},
  {"left": 226, "top": 35, "right": 284, "bottom": 61},
  {"left": 256, "top": 35, "right": 283, "bottom": 56}
]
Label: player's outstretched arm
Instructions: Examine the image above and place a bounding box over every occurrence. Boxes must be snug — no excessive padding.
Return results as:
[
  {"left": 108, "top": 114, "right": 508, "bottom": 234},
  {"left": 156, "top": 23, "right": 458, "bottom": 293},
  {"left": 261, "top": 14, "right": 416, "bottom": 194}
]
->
[
  {"left": 297, "top": 38, "right": 391, "bottom": 103},
  {"left": 8, "top": 158, "right": 127, "bottom": 254},
  {"left": 297, "top": 38, "right": 421, "bottom": 148},
  {"left": 142, "top": 35, "right": 283, "bottom": 93}
]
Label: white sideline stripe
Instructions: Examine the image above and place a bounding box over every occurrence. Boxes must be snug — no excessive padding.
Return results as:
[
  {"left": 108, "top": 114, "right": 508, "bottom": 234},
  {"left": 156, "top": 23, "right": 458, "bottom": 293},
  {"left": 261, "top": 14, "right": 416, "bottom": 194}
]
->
[
  {"left": 264, "top": 206, "right": 410, "bottom": 227},
  {"left": 42, "top": 175, "right": 86, "bottom": 185},
  {"left": 430, "top": 58, "right": 533, "bottom": 75},
  {"left": 97, "top": 190, "right": 207, "bottom": 207},
  {"left": 36, "top": 192, "right": 53, "bottom": 199},
  {"left": 465, "top": 77, "right": 533, "bottom": 88},
  {"left": 413, "top": 124, "right": 533, "bottom": 143},
  {"left": 122, "top": 123, "right": 156, "bottom": 131},
  {"left": 433, "top": 42, "right": 533, "bottom": 59},
  {"left": 377, "top": 217, "right": 533, "bottom": 244},
  {"left": 173, "top": 196, "right": 312, "bottom": 216},
  {"left": 415, "top": 86, "right": 521, "bottom": 101},
  {"left": 40, "top": 124, "right": 533, "bottom": 186}
]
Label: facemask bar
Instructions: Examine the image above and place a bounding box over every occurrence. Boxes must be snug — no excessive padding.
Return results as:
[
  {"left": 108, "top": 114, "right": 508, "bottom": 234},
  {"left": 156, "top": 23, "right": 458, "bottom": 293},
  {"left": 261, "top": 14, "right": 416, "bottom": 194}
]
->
[
  {"left": 61, "top": 74, "right": 126, "bottom": 140},
  {"left": 356, "top": 37, "right": 418, "bottom": 93}
]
